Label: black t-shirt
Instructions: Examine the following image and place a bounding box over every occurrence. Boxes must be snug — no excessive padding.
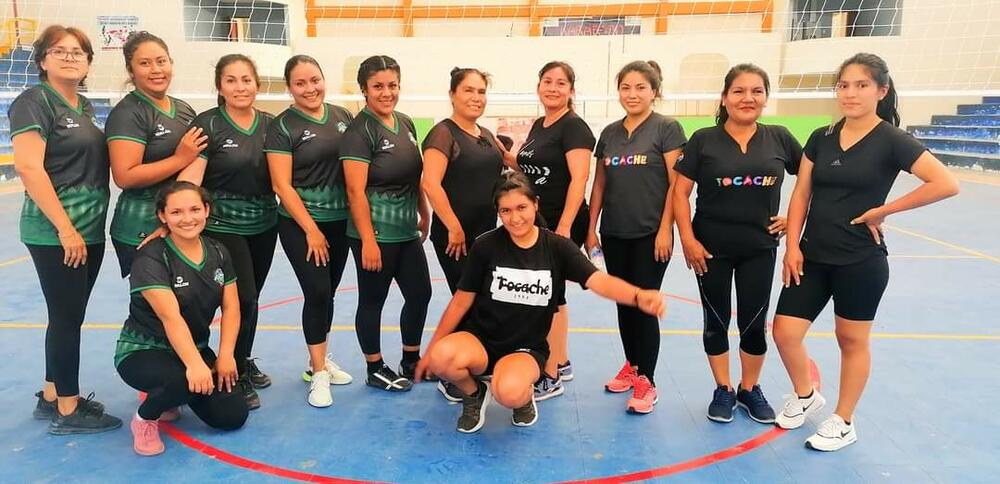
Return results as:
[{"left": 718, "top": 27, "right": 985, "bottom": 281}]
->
[
  {"left": 800, "top": 119, "right": 926, "bottom": 265},
  {"left": 339, "top": 108, "right": 423, "bottom": 243},
  {"left": 595, "top": 113, "right": 686, "bottom": 238},
  {"left": 516, "top": 111, "right": 595, "bottom": 218},
  {"left": 457, "top": 228, "right": 598, "bottom": 353},
  {"left": 106, "top": 91, "right": 198, "bottom": 245},
  {"left": 114, "top": 236, "right": 236, "bottom": 366},
  {"left": 263, "top": 103, "right": 354, "bottom": 222},
  {"left": 674, "top": 124, "right": 802, "bottom": 256},
  {"left": 8, "top": 83, "right": 110, "bottom": 245},
  {"left": 422, "top": 119, "right": 504, "bottom": 246},
  {"left": 191, "top": 107, "right": 277, "bottom": 235}
]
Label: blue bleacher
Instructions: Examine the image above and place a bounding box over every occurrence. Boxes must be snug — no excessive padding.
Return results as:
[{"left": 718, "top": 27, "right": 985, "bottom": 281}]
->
[{"left": 908, "top": 96, "right": 1000, "bottom": 171}]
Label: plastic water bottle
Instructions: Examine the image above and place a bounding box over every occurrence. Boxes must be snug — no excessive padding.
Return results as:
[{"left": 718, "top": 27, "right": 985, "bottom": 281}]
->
[{"left": 589, "top": 246, "right": 607, "bottom": 272}]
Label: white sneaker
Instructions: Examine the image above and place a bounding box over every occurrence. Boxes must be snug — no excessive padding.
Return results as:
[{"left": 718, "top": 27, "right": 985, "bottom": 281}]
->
[
  {"left": 302, "top": 354, "right": 353, "bottom": 385},
  {"left": 805, "top": 414, "right": 857, "bottom": 451},
  {"left": 307, "top": 370, "right": 333, "bottom": 408},
  {"left": 775, "top": 389, "right": 826, "bottom": 429}
]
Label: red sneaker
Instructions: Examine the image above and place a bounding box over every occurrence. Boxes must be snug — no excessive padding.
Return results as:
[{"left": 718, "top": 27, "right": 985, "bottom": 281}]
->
[
  {"left": 131, "top": 413, "right": 165, "bottom": 456},
  {"left": 626, "top": 376, "right": 658, "bottom": 414},
  {"left": 604, "top": 362, "right": 637, "bottom": 393}
]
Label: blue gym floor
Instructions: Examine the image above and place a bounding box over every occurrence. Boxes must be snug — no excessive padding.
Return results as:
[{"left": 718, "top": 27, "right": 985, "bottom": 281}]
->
[{"left": 1, "top": 172, "right": 998, "bottom": 483}]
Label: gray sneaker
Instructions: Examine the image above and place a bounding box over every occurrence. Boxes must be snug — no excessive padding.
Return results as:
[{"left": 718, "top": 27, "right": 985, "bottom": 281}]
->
[
  {"left": 48, "top": 396, "right": 122, "bottom": 435},
  {"left": 512, "top": 395, "right": 538, "bottom": 427},
  {"left": 457, "top": 381, "right": 490, "bottom": 433},
  {"left": 438, "top": 381, "right": 464, "bottom": 404},
  {"left": 34, "top": 391, "right": 105, "bottom": 420}
]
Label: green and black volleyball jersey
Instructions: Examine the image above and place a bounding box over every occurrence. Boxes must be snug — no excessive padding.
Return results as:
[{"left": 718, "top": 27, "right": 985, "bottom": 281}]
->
[
  {"left": 8, "top": 83, "right": 110, "bottom": 245},
  {"left": 114, "top": 236, "right": 236, "bottom": 366},
  {"left": 339, "top": 108, "right": 422, "bottom": 243},
  {"left": 106, "top": 91, "right": 197, "bottom": 245},
  {"left": 263, "top": 103, "right": 353, "bottom": 222},
  {"left": 191, "top": 107, "right": 277, "bottom": 235}
]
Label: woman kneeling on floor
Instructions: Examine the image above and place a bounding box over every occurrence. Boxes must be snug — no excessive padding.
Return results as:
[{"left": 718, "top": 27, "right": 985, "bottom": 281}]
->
[
  {"left": 415, "top": 172, "right": 666, "bottom": 433},
  {"left": 115, "top": 181, "right": 248, "bottom": 456}
]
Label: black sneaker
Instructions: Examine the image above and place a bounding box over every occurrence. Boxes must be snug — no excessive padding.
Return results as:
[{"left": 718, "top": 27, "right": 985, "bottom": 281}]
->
[
  {"left": 238, "top": 375, "right": 261, "bottom": 410},
  {"left": 707, "top": 385, "right": 737, "bottom": 423},
  {"left": 399, "top": 357, "right": 438, "bottom": 382},
  {"left": 736, "top": 384, "right": 776, "bottom": 423},
  {"left": 512, "top": 395, "right": 538, "bottom": 427},
  {"left": 34, "top": 391, "right": 105, "bottom": 420},
  {"left": 438, "top": 381, "right": 464, "bottom": 404},
  {"left": 247, "top": 358, "right": 272, "bottom": 389},
  {"left": 457, "top": 381, "right": 490, "bottom": 433},
  {"left": 557, "top": 361, "right": 574, "bottom": 382},
  {"left": 367, "top": 364, "right": 413, "bottom": 392},
  {"left": 48, "top": 395, "right": 122, "bottom": 435}
]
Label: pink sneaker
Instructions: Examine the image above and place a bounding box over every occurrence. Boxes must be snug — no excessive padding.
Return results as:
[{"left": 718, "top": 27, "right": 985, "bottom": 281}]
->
[
  {"left": 605, "top": 362, "right": 637, "bottom": 393},
  {"left": 626, "top": 376, "right": 658, "bottom": 414},
  {"left": 159, "top": 407, "right": 181, "bottom": 422},
  {"left": 131, "top": 413, "right": 165, "bottom": 456}
]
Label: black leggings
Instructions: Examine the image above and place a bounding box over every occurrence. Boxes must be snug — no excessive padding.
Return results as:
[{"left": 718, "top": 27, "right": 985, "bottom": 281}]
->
[
  {"left": 433, "top": 242, "right": 468, "bottom": 295},
  {"left": 26, "top": 243, "right": 104, "bottom": 397},
  {"left": 205, "top": 228, "right": 278, "bottom": 374},
  {"left": 602, "top": 234, "right": 668, "bottom": 380},
  {"left": 117, "top": 347, "right": 248, "bottom": 430},
  {"left": 348, "top": 238, "right": 431, "bottom": 356},
  {"left": 696, "top": 248, "right": 776, "bottom": 356},
  {"left": 111, "top": 239, "right": 137, "bottom": 278},
  {"left": 278, "top": 217, "right": 351, "bottom": 345}
]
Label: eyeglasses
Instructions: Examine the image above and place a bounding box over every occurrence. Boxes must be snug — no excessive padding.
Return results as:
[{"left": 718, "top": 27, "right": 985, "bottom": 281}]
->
[{"left": 46, "top": 48, "right": 88, "bottom": 61}]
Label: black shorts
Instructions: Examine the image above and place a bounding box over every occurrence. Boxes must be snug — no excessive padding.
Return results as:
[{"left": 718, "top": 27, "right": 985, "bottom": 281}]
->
[
  {"left": 465, "top": 331, "right": 548, "bottom": 376},
  {"left": 775, "top": 254, "right": 889, "bottom": 322}
]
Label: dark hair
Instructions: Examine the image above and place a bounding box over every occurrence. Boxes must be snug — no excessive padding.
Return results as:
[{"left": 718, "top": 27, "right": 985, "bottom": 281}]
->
[
  {"left": 449, "top": 67, "right": 491, "bottom": 93},
  {"left": 155, "top": 181, "right": 211, "bottom": 214},
  {"left": 616, "top": 60, "right": 663, "bottom": 99},
  {"left": 493, "top": 171, "right": 538, "bottom": 209},
  {"left": 33, "top": 25, "right": 94, "bottom": 82},
  {"left": 356, "top": 55, "right": 400, "bottom": 91},
  {"left": 715, "top": 63, "right": 771, "bottom": 126},
  {"left": 538, "top": 61, "right": 577, "bottom": 111},
  {"left": 284, "top": 54, "right": 324, "bottom": 86},
  {"left": 122, "top": 31, "right": 170, "bottom": 76},
  {"left": 837, "top": 53, "right": 900, "bottom": 127},
  {"left": 214, "top": 54, "right": 260, "bottom": 106}
]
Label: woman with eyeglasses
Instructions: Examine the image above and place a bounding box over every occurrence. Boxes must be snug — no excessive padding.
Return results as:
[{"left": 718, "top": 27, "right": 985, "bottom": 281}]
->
[
  {"left": 106, "top": 31, "right": 204, "bottom": 277},
  {"left": 10, "top": 25, "right": 120, "bottom": 435}
]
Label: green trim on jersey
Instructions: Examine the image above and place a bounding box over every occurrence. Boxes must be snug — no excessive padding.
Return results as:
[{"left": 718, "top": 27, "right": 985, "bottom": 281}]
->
[
  {"left": 206, "top": 193, "right": 278, "bottom": 235},
  {"left": 278, "top": 185, "right": 349, "bottom": 222},
  {"left": 346, "top": 190, "right": 419, "bottom": 243},
  {"left": 110, "top": 190, "right": 160, "bottom": 245},
  {"left": 131, "top": 90, "right": 177, "bottom": 118},
  {"left": 114, "top": 327, "right": 208, "bottom": 367},
  {"left": 165, "top": 236, "right": 208, "bottom": 270},
  {"left": 361, "top": 108, "right": 399, "bottom": 135},
  {"left": 10, "top": 124, "right": 42, "bottom": 138},
  {"left": 130, "top": 284, "right": 171, "bottom": 294},
  {"left": 20, "top": 185, "right": 110, "bottom": 245},
  {"left": 106, "top": 134, "right": 148, "bottom": 145},
  {"left": 289, "top": 104, "right": 329, "bottom": 125},
  {"left": 40, "top": 82, "right": 83, "bottom": 116},
  {"left": 220, "top": 107, "right": 260, "bottom": 136}
]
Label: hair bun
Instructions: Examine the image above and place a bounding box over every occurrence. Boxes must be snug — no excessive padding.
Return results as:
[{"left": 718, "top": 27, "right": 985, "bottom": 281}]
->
[{"left": 646, "top": 60, "right": 662, "bottom": 77}]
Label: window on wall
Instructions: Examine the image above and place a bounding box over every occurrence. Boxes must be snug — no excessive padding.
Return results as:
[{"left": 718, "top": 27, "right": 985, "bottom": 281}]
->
[
  {"left": 789, "top": 0, "right": 903, "bottom": 41},
  {"left": 184, "top": 0, "right": 288, "bottom": 45}
]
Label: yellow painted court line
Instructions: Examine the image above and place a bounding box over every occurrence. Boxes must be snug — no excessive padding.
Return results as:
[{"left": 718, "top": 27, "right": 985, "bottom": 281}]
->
[
  {"left": 951, "top": 171, "right": 1000, "bottom": 187},
  {"left": 1, "top": 322, "right": 999, "bottom": 341},
  {"left": 0, "top": 255, "right": 30, "bottom": 267},
  {"left": 887, "top": 254, "right": 984, "bottom": 260},
  {"left": 884, "top": 224, "right": 1000, "bottom": 264}
]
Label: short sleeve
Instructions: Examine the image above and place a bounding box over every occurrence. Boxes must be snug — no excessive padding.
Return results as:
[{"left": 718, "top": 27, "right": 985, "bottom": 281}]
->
[
  {"left": 189, "top": 111, "right": 214, "bottom": 160},
  {"left": 890, "top": 128, "right": 927, "bottom": 173},
  {"left": 656, "top": 117, "right": 687, "bottom": 153},
  {"left": 263, "top": 115, "right": 293, "bottom": 154},
  {"left": 778, "top": 126, "right": 803, "bottom": 175},
  {"left": 561, "top": 116, "right": 596, "bottom": 152},
  {"left": 594, "top": 125, "right": 611, "bottom": 160},
  {"left": 217, "top": 242, "right": 238, "bottom": 285},
  {"left": 129, "top": 245, "right": 171, "bottom": 294},
  {"left": 803, "top": 126, "right": 826, "bottom": 163},
  {"left": 105, "top": 101, "right": 150, "bottom": 145},
  {"left": 421, "top": 122, "right": 456, "bottom": 159},
  {"left": 8, "top": 91, "right": 53, "bottom": 140},
  {"left": 457, "top": 237, "right": 491, "bottom": 293},
  {"left": 338, "top": 121, "right": 374, "bottom": 164},
  {"left": 673, "top": 129, "right": 703, "bottom": 181},
  {"left": 553, "top": 234, "right": 598, "bottom": 287}
]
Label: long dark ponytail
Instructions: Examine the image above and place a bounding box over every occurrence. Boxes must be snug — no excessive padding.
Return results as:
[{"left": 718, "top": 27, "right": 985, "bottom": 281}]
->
[{"left": 837, "top": 53, "right": 900, "bottom": 127}]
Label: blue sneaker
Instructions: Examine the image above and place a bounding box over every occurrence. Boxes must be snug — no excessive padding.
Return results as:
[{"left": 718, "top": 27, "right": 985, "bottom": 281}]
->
[
  {"left": 707, "top": 385, "right": 737, "bottom": 423},
  {"left": 736, "top": 384, "right": 776, "bottom": 424},
  {"left": 533, "top": 374, "right": 564, "bottom": 401}
]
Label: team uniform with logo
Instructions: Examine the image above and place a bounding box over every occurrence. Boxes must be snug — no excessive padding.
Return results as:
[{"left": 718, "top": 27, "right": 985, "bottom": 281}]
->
[
  {"left": 594, "top": 112, "right": 685, "bottom": 383},
  {"left": 9, "top": 83, "right": 110, "bottom": 398},
  {"left": 675, "top": 123, "right": 800, "bottom": 357},
  {"left": 105, "top": 90, "right": 197, "bottom": 276},
  {"left": 263, "top": 103, "right": 354, "bottom": 346},
  {"left": 114, "top": 237, "right": 248, "bottom": 427},
  {"left": 776, "top": 119, "right": 926, "bottom": 322},
  {"left": 457, "top": 228, "right": 598, "bottom": 373}
]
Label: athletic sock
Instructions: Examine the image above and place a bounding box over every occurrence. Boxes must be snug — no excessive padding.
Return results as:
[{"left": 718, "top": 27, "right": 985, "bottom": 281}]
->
[
  {"left": 367, "top": 359, "right": 384, "bottom": 374},
  {"left": 402, "top": 350, "right": 420, "bottom": 364},
  {"left": 799, "top": 390, "right": 814, "bottom": 400}
]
